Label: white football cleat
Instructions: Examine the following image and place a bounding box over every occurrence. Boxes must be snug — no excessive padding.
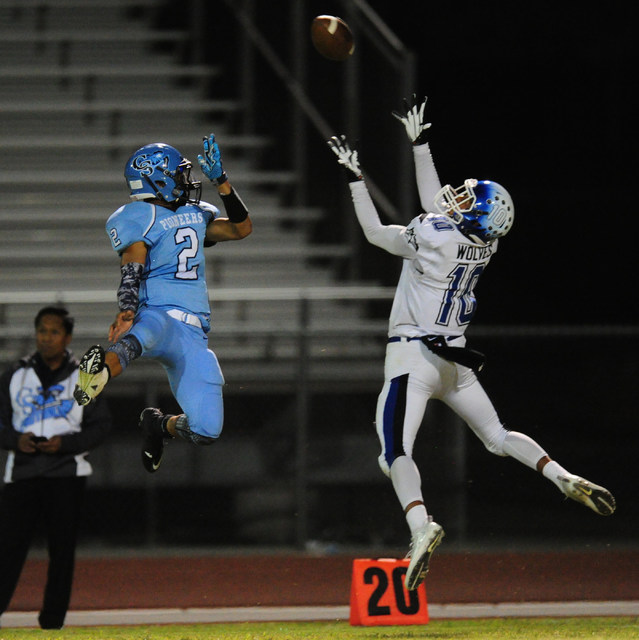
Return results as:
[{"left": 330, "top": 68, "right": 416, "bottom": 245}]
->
[
  {"left": 74, "top": 345, "right": 110, "bottom": 406},
  {"left": 405, "top": 517, "right": 445, "bottom": 591},
  {"left": 560, "top": 475, "right": 616, "bottom": 516}
]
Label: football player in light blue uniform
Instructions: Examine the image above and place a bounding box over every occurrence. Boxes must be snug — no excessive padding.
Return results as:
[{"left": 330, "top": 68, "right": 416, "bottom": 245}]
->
[{"left": 74, "top": 135, "right": 252, "bottom": 473}]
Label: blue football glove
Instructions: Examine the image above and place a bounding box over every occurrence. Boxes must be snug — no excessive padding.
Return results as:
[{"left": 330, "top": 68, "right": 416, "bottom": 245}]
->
[
  {"left": 198, "top": 133, "right": 228, "bottom": 185},
  {"left": 392, "top": 94, "right": 431, "bottom": 145}
]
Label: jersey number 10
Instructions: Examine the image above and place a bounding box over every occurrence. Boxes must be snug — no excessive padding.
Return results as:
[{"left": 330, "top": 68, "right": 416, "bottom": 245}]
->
[{"left": 436, "top": 262, "right": 484, "bottom": 327}]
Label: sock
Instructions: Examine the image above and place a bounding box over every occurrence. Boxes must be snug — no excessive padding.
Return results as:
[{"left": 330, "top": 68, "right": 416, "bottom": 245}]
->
[
  {"left": 160, "top": 415, "right": 174, "bottom": 438},
  {"left": 502, "top": 431, "right": 549, "bottom": 470},
  {"left": 542, "top": 460, "right": 572, "bottom": 491},
  {"left": 390, "top": 456, "right": 428, "bottom": 535},
  {"left": 406, "top": 504, "right": 428, "bottom": 535}
]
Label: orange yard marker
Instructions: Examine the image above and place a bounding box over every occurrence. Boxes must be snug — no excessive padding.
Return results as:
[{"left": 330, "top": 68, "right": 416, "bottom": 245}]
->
[{"left": 349, "top": 558, "right": 429, "bottom": 626}]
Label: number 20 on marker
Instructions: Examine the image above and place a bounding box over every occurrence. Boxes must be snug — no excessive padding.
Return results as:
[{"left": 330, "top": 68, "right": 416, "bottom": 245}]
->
[{"left": 349, "top": 558, "right": 429, "bottom": 626}]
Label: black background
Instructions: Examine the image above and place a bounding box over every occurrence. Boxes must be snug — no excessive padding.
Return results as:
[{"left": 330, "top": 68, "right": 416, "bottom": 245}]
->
[
  {"left": 368, "top": 2, "right": 635, "bottom": 326},
  {"left": 207, "top": 0, "right": 636, "bottom": 325}
]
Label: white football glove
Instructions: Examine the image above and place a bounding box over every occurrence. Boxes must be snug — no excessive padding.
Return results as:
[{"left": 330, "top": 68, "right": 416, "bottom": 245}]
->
[
  {"left": 327, "top": 135, "right": 362, "bottom": 181},
  {"left": 392, "top": 94, "right": 431, "bottom": 145}
]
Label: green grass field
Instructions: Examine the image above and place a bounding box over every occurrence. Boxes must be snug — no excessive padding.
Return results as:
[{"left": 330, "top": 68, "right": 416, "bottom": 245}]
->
[{"left": 1, "top": 618, "right": 638, "bottom": 640}]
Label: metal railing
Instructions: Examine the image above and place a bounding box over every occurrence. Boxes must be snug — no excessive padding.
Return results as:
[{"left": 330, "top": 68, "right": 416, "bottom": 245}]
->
[
  {"left": 214, "top": 0, "right": 417, "bottom": 281},
  {"left": 2, "top": 288, "right": 636, "bottom": 547}
]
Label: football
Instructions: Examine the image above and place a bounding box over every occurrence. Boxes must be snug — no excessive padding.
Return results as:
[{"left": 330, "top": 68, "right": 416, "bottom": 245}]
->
[{"left": 310, "top": 15, "right": 355, "bottom": 61}]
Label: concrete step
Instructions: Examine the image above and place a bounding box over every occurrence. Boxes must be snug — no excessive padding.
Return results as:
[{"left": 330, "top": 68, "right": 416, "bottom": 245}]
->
[
  {"left": 0, "top": 168, "right": 295, "bottom": 191},
  {"left": 0, "top": 65, "right": 222, "bottom": 100},
  {"left": 0, "top": 204, "right": 326, "bottom": 228}
]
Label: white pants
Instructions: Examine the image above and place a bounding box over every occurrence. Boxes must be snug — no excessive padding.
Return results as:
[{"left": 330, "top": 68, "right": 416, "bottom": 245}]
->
[{"left": 376, "top": 339, "right": 509, "bottom": 477}]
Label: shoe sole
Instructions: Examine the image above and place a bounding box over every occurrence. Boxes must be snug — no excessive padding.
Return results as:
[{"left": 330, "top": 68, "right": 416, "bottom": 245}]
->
[
  {"left": 73, "top": 346, "right": 105, "bottom": 406},
  {"left": 562, "top": 478, "right": 616, "bottom": 516},
  {"left": 405, "top": 524, "right": 445, "bottom": 591},
  {"left": 80, "top": 346, "right": 105, "bottom": 375}
]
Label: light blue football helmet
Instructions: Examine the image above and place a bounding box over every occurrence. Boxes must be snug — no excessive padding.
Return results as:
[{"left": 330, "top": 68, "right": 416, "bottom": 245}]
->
[
  {"left": 434, "top": 179, "right": 515, "bottom": 245},
  {"left": 124, "top": 143, "right": 201, "bottom": 204}
]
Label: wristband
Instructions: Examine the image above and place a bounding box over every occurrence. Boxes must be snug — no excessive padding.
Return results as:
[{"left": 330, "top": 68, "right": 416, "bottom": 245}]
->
[
  {"left": 213, "top": 172, "right": 228, "bottom": 187},
  {"left": 220, "top": 186, "right": 249, "bottom": 223}
]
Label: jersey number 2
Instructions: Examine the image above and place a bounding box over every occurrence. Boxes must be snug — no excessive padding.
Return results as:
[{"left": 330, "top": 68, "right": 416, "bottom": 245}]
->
[{"left": 175, "top": 227, "right": 199, "bottom": 280}]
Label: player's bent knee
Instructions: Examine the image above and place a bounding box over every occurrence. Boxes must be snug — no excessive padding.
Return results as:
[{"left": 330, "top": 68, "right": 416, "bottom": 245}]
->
[
  {"left": 482, "top": 428, "right": 508, "bottom": 456},
  {"left": 173, "top": 415, "right": 219, "bottom": 446},
  {"left": 107, "top": 335, "right": 142, "bottom": 371},
  {"left": 378, "top": 453, "right": 391, "bottom": 478},
  {"left": 188, "top": 432, "right": 218, "bottom": 446}
]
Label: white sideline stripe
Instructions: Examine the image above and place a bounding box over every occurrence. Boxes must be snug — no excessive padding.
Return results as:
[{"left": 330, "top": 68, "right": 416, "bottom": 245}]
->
[{"left": 3, "top": 601, "right": 639, "bottom": 627}]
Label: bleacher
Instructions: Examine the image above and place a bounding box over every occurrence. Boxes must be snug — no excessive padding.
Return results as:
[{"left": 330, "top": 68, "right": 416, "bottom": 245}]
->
[
  {"left": 0, "top": 0, "right": 385, "bottom": 384},
  {"left": 0, "top": 0, "right": 405, "bottom": 548}
]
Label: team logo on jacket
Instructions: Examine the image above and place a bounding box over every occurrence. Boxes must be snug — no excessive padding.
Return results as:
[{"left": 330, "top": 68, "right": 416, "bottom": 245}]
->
[{"left": 18, "top": 385, "right": 75, "bottom": 428}]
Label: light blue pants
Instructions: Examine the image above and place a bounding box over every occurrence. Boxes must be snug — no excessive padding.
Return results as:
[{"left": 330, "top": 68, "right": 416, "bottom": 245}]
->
[{"left": 129, "top": 306, "right": 224, "bottom": 439}]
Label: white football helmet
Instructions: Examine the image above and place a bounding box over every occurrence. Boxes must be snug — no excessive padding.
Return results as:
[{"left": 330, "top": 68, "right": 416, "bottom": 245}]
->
[{"left": 434, "top": 179, "right": 514, "bottom": 245}]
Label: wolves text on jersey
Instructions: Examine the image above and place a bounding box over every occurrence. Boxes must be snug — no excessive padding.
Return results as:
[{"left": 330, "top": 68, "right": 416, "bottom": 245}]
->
[{"left": 456, "top": 243, "right": 494, "bottom": 261}]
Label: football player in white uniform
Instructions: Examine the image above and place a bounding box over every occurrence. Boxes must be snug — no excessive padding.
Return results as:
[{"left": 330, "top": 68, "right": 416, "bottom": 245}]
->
[{"left": 328, "top": 96, "right": 616, "bottom": 592}]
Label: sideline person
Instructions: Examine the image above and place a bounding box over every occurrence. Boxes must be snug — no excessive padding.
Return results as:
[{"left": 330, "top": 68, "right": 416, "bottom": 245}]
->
[{"left": 0, "top": 306, "right": 112, "bottom": 629}]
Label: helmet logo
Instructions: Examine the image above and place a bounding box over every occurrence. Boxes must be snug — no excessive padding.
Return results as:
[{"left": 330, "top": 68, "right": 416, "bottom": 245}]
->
[
  {"left": 491, "top": 207, "right": 508, "bottom": 226},
  {"left": 132, "top": 151, "right": 170, "bottom": 177}
]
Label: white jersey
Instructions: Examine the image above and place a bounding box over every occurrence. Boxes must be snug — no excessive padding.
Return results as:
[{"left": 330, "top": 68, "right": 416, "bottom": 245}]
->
[{"left": 348, "top": 143, "right": 498, "bottom": 339}]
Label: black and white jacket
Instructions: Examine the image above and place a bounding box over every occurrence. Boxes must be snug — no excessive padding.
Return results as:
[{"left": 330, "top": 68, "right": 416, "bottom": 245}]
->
[{"left": 0, "top": 350, "right": 112, "bottom": 483}]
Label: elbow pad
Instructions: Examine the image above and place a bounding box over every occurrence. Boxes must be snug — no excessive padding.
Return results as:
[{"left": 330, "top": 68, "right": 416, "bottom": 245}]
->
[{"left": 117, "top": 262, "right": 144, "bottom": 312}]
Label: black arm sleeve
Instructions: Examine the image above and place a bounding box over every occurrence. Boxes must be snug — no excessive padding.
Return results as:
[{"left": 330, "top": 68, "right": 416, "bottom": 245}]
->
[{"left": 219, "top": 186, "right": 249, "bottom": 223}]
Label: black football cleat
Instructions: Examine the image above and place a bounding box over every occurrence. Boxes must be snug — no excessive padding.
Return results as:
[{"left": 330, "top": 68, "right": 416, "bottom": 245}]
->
[{"left": 139, "top": 408, "right": 166, "bottom": 473}]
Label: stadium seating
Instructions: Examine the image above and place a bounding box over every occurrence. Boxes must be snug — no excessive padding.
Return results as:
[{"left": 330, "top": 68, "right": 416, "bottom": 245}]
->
[{"left": 0, "top": 0, "right": 383, "bottom": 379}]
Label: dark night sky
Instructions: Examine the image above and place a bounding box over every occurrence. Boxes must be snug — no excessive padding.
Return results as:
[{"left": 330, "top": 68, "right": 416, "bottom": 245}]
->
[
  {"left": 211, "top": 1, "right": 635, "bottom": 326},
  {"left": 358, "top": 2, "right": 635, "bottom": 326}
]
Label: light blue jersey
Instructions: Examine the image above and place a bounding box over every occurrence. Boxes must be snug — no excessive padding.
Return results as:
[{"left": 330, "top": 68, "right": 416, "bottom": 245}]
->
[
  {"left": 105, "top": 199, "right": 224, "bottom": 438},
  {"left": 106, "top": 200, "right": 220, "bottom": 323}
]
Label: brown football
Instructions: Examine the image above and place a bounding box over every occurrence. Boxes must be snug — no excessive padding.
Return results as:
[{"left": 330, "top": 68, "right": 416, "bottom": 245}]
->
[{"left": 310, "top": 15, "right": 355, "bottom": 61}]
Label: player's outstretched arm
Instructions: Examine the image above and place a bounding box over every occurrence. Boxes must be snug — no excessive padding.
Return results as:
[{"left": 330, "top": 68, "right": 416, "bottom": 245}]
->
[
  {"left": 199, "top": 133, "right": 252, "bottom": 242},
  {"left": 327, "top": 134, "right": 409, "bottom": 256},
  {"left": 393, "top": 94, "right": 431, "bottom": 145},
  {"left": 394, "top": 95, "right": 442, "bottom": 210}
]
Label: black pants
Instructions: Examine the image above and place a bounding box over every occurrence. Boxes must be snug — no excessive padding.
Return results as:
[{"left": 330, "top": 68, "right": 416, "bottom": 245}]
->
[{"left": 0, "top": 476, "right": 87, "bottom": 629}]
